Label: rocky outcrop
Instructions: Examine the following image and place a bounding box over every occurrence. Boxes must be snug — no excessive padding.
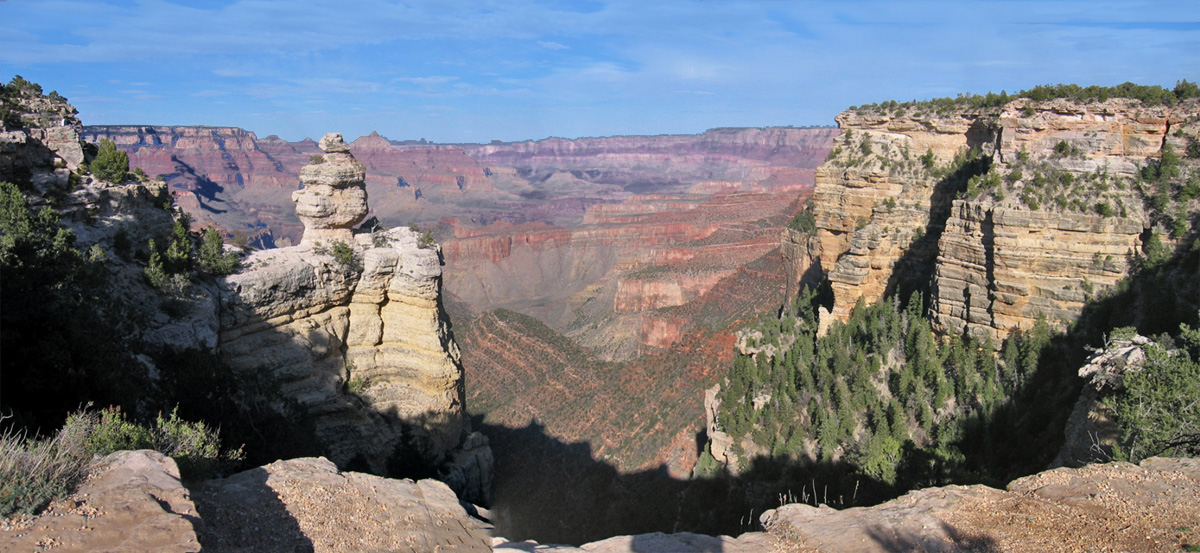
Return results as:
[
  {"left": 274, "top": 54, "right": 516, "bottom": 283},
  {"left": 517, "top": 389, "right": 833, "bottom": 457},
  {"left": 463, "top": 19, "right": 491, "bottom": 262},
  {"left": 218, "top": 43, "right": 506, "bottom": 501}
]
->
[
  {"left": 8, "top": 451, "right": 1196, "bottom": 553},
  {"left": 933, "top": 200, "right": 1142, "bottom": 341},
  {"left": 760, "top": 457, "right": 1200, "bottom": 553},
  {"left": 193, "top": 456, "right": 491, "bottom": 552},
  {"left": 803, "top": 97, "right": 1198, "bottom": 339},
  {"left": 292, "top": 133, "right": 368, "bottom": 246},
  {"left": 0, "top": 451, "right": 202, "bottom": 553},
  {"left": 218, "top": 141, "right": 490, "bottom": 503},
  {"left": 1, "top": 83, "right": 84, "bottom": 195},
  {"left": 0, "top": 451, "right": 492, "bottom": 553},
  {"left": 1051, "top": 333, "right": 1151, "bottom": 468},
  {"left": 780, "top": 226, "right": 823, "bottom": 301},
  {"left": 487, "top": 457, "right": 1200, "bottom": 552}
]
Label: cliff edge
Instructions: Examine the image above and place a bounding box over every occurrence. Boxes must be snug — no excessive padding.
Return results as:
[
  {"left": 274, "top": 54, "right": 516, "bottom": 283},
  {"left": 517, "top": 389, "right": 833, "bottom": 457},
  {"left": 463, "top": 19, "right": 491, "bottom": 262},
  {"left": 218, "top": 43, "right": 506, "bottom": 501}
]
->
[
  {"left": 217, "top": 133, "right": 491, "bottom": 502},
  {"left": 787, "top": 94, "right": 1198, "bottom": 340}
]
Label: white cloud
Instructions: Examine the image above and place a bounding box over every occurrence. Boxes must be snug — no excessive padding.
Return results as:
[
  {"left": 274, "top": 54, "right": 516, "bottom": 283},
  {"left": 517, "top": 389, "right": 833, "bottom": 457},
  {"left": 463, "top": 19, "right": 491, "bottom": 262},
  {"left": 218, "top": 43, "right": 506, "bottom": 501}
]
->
[{"left": 537, "top": 41, "right": 569, "bottom": 50}]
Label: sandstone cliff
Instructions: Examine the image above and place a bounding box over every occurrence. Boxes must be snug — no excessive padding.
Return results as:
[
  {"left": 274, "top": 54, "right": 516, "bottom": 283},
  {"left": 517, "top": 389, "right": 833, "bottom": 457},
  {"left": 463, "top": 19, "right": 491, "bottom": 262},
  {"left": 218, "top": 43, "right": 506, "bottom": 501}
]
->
[
  {"left": 218, "top": 133, "right": 490, "bottom": 502},
  {"left": 792, "top": 96, "right": 1198, "bottom": 340}
]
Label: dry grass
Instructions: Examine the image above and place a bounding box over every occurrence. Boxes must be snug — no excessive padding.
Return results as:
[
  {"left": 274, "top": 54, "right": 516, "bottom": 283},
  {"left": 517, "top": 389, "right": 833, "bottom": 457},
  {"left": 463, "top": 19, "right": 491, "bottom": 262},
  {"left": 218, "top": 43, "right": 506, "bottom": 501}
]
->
[{"left": 0, "top": 414, "right": 94, "bottom": 517}]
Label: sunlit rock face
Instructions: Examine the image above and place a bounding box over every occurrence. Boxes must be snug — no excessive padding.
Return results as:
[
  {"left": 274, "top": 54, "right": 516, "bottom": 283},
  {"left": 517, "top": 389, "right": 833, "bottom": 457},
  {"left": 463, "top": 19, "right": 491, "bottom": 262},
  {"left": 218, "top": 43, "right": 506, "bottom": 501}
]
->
[
  {"left": 292, "top": 133, "right": 368, "bottom": 247},
  {"left": 219, "top": 134, "right": 490, "bottom": 503},
  {"left": 802, "top": 97, "right": 1197, "bottom": 341}
]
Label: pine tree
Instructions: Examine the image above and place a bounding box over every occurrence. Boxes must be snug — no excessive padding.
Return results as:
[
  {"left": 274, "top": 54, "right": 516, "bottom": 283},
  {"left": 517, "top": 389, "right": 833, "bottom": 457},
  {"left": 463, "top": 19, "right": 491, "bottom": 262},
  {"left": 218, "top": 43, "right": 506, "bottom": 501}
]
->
[{"left": 91, "top": 139, "right": 129, "bottom": 184}]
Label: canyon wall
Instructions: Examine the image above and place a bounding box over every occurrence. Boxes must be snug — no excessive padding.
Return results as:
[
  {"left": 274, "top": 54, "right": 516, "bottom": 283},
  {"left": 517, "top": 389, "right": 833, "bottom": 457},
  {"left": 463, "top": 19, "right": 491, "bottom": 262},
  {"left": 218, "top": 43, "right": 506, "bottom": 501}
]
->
[
  {"left": 83, "top": 125, "right": 836, "bottom": 242},
  {"left": 793, "top": 97, "right": 1198, "bottom": 340}
]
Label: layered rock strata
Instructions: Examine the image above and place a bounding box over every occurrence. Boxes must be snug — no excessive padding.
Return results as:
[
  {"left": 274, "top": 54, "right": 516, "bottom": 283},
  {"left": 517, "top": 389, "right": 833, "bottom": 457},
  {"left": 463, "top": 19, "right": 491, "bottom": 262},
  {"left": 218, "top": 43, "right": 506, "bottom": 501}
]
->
[
  {"left": 219, "top": 138, "right": 490, "bottom": 502},
  {"left": 799, "top": 98, "right": 1197, "bottom": 339},
  {"left": 292, "top": 133, "right": 368, "bottom": 246}
]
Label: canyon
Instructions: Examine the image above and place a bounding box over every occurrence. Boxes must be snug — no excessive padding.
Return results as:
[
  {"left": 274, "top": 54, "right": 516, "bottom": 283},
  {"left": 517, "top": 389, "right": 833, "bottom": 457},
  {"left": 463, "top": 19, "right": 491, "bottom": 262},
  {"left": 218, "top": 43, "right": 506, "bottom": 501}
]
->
[
  {"left": 6, "top": 76, "right": 1200, "bottom": 552},
  {"left": 82, "top": 123, "right": 839, "bottom": 481}
]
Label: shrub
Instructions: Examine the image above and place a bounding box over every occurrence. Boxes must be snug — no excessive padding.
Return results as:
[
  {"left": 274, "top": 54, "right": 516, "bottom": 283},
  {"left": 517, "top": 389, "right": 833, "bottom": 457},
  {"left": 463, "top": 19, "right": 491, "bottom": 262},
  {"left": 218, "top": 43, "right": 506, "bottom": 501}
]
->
[
  {"left": 408, "top": 223, "right": 437, "bottom": 249},
  {"left": 314, "top": 240, "right": 359, "bottom": 268},
  {"left": 0, "top": 421, "right": 91, "bottom": 517},
  {"left": 920, "top": 149, "right": 936, "bottom": 171},
  {"left": 330, "top": 241, "right": 355, "bottom": 266},
  {"left": 309, "top": 154, "right": 325, "bottom": 164},
  {"left": 91, "top": 139, "right": 129, "bottom": 184},
  {"left": 198, "top": 227, "right": 238, "bottom": 276},
  {"left": 417, "top": 230, "right": 435, "bottom": 249},
  {"left": 1113, "top": 336, "right": 1200, "bottom": 462},
  {"left": 0, "top": 406, "right": 242, "bottom": 517},
  {"left": 788, "top": 206, "right": 817, "bottom": 234}
]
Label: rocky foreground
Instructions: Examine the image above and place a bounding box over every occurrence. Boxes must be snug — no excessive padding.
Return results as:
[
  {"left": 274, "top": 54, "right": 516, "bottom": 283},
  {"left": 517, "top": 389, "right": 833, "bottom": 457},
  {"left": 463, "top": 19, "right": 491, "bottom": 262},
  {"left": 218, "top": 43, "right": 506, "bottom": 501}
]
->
[{"left": 2, "top": 450, "right": 1196, "bottom": 552}]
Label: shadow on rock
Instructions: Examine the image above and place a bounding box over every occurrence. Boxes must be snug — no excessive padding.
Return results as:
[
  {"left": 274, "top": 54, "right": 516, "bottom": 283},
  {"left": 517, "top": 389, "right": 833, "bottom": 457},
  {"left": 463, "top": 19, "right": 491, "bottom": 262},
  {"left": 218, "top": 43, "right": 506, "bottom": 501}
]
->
[
  {"left": 479, "top": 416, "right": 893, "bottom": 548},
  {"left": 191, "top": 467, "right": 315, "bottom": 553}
]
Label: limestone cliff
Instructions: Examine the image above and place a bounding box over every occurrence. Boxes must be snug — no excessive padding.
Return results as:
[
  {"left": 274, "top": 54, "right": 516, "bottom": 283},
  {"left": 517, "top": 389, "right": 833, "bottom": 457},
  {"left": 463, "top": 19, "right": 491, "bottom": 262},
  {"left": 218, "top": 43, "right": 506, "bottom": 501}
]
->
[
  {"left": 790, "top": 95, "right": 1199, "bottom": 339},
  {"left": 218, "top": 133, "right": 490, "bottom": 503}
]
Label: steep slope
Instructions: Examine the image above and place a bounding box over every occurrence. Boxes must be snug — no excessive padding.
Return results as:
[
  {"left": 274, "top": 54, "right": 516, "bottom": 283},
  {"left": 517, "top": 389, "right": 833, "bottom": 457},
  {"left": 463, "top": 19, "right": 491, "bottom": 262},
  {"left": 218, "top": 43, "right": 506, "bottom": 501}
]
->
[
  {"left": 792, "top": 92, "right": 1198, "bottom": 340},
  {"left": 2, "top": 84, "right": 490, "bottom": 505},
  {"left": 216, "top": 134, "right": 490, "bottom": 502},
  {"left": 707, "top": 84, "right": 1200, "bottom": 538}
]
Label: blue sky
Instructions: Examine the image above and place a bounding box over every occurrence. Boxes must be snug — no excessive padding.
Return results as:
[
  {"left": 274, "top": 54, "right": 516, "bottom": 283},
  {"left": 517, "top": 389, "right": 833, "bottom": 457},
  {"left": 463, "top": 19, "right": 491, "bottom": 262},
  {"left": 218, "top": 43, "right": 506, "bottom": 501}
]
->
[{"left": 2, "top": 0, "right": 1198, "bottom": 143}]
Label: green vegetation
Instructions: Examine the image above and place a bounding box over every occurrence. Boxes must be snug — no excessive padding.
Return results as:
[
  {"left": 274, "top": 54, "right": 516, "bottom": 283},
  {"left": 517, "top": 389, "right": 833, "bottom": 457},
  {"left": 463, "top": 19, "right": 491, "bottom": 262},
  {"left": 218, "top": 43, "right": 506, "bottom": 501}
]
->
[
  {"left": 145, "top": 217, "right": 194, "bottom": 295},
  {"left": 1, "top": 75, "right": 43, "bottom": 128},
  {"left": 0, "top": 180, "right": 140, "bottom": 429},
  {"left": 1111, "top": 323, "right": 1200, "bottom": 462},
  {"left": 309, "top": 154, "right": 326, "bottom": 164},
  {"left": 408, "top": 222, "right": 437, "bottom": 249},
  {"left": 198, "top": 227, "right": 239, "bottom": 276},
  {"left": 91, "top": 139, "right": 130, "bottom": 184},
  {"left": 787, "top": 200, "right": 817, "bottom": 234},
  {"left": 314, "top": 240, "right": 358, "bottom": 268},
  {"left": 853, "top": 80, "right": 1199, "bottom": 116},
  {"left": 0, "top": 406, "right": 242, "bottom": 517},
  {"left": 717, "top": 289, "right": 1037, "bottom": 488}
]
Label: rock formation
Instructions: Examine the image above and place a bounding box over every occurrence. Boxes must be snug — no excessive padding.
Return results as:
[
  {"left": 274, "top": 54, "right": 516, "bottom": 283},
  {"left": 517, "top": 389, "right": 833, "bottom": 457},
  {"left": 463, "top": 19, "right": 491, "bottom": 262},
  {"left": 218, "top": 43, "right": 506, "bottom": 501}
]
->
[
  {"left": 6, "top": 450, "right": 1195, "bottom": 553},
  {"left": 792, "top": 97, "right": 1198, "bottom": 340},
  {"left": 758, "top": 456, "right": 1200, "bottom": 553},
  {"left": 292, "top": 133, "right": 368, "bottom": 246},
  {"left": 0, "top": 451, "right": 202, "bottom": 553},
  {"left": 219, "top": 139, "right": 491, "bottom": 503},
  {"left": 0, "top": 81, "right": 84, "bottom": 195},
  {"left": 0, "top": 451, "right": 492, "bottom": 553},
  {"left": 83, "top": 125, "right": 836, "bottom": 247}
]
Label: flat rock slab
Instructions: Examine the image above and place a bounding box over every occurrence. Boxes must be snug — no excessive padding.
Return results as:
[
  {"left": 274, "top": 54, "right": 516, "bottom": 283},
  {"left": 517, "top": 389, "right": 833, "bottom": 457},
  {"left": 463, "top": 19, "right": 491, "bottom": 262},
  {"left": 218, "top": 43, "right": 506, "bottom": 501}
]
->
[
  {"left": 0, "top": 450, "right": 202, "bottom": 553},
  {"left": 191, "top": 456, "right": 491, "bottom": 553},
  {"left": 762, "top": 458, "right": 1200, "bottom": 553}
]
